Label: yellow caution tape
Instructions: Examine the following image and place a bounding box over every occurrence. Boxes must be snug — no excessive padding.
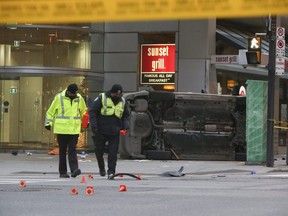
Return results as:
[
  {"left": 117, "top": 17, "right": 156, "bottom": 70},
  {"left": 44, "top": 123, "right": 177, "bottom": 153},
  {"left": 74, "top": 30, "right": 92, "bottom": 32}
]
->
[
  {"left": 0, "top": 0, "right": 288, "bottom": 23},
  {"left": 268, "top": 119, "right": 288, "bottom": 129},
  {"left": 274, "top": 126, "right": 288, "bottom": 130},
  {"left": 268, "top": 119, "right": 288, "bottom": 125}
]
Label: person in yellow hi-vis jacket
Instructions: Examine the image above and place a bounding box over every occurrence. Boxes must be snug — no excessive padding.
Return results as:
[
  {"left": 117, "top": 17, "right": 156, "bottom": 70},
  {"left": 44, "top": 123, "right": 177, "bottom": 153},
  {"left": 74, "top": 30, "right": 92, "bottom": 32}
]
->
[
  {"left": 45, "top": 83, "right": 87, "bottom": 178},
  {"left": 89, "top": 84, "right": 130, "bottom": 179}
]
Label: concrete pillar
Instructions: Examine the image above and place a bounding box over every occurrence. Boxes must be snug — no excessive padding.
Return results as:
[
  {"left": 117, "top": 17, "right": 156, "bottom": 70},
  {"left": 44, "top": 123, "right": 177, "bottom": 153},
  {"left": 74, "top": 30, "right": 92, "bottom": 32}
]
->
[
  {"left": 89, "top": 23, "right": 105, "bottom": 98},
  {"left": 177, "top": 19, "right": 217, "bottom": 93},
  {"left": 87, "top": 23, "right": 105, "bottom": 150}
]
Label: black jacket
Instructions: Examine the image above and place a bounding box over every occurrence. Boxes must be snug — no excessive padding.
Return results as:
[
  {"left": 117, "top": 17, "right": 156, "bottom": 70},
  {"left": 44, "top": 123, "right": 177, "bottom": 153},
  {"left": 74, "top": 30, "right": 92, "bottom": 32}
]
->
[{"left": 88, "top": 91, "right": 130, "bottom": 136}]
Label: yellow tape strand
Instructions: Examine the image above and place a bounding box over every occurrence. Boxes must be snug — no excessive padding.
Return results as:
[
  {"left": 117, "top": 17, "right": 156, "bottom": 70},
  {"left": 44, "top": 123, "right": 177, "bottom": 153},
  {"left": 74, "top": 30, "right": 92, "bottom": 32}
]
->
[
  {"left": 268, "top": 119, "right": 288, "bottom": 129},
  {"left": 274, "top": 126, "right": 288, "bottom": 130},
  {"left": 0, "top": 0, "right": 288, "bottom": 23}
]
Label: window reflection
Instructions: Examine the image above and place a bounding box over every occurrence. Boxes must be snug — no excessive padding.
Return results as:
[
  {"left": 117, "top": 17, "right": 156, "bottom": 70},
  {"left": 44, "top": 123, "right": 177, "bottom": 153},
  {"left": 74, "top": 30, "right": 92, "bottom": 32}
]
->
[
  {"left": 0, "top": 23, "right": 91, "bottom": 151},
  {"left": 0, "top": 24, "right": 91, "bottom": 68}
]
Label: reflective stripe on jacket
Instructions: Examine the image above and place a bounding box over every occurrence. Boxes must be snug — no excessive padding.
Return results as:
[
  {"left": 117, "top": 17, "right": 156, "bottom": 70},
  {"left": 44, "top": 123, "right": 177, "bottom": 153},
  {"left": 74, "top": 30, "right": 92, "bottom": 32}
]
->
[
  {"left": 100, "top": 93, "right": 125, "bottom": 119},
  {"left": 45, "top": 89, "right": 87, "bottom": 134}
]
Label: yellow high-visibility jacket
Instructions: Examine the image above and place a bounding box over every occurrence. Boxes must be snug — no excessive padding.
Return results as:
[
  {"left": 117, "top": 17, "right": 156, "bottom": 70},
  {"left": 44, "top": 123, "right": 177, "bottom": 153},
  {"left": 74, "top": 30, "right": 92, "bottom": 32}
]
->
[
  {"left": 45, "top": 89, "right": 87, "bottom": 134},
  {"left": 100, "top": 93, "right": 125, "bottom": 119}
]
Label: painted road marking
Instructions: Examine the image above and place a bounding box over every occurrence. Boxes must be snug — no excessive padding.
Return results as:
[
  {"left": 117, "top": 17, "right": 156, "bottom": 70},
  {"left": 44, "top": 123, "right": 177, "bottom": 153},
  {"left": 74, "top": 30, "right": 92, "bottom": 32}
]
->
[{"left": 0, "top": 176, "right": 68, "bottom": 185}]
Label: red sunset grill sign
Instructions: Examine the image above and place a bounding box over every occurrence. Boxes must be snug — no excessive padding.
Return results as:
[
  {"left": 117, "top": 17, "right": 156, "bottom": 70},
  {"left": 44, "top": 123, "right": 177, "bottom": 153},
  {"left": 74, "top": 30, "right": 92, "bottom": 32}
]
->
[{"left": 141, "top": 44, "right": 175, "bottom": 84}]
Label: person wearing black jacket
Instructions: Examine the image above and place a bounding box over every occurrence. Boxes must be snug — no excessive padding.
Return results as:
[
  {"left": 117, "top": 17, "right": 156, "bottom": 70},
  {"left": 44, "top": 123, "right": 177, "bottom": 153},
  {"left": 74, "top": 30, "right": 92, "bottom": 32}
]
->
[{"left": 89, "top": 84, "right": 130, "bottom": 179}]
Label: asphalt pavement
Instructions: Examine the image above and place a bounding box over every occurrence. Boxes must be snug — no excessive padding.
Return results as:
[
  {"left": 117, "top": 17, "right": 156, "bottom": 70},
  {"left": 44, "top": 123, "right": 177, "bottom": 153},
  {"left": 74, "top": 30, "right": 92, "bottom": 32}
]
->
[{"left": 0, "top": 152, "right": 288, "bottom": 216}]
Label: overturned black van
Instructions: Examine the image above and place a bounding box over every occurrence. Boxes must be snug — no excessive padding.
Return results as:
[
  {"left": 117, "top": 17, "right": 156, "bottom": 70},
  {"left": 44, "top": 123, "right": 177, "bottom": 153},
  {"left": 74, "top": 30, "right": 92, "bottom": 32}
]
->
[{"left": 119, "top": 90, "right": 246, "bottom": 161}]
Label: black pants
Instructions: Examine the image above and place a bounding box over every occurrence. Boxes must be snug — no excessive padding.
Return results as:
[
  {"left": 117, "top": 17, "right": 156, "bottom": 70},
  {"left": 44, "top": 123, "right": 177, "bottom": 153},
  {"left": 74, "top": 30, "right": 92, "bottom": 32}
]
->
[
  {"left": 93, "top": 133, "right": 120, "bottom": 175},
  {"left": 57, "top": 134, "right": 79, "bottom": 175}
]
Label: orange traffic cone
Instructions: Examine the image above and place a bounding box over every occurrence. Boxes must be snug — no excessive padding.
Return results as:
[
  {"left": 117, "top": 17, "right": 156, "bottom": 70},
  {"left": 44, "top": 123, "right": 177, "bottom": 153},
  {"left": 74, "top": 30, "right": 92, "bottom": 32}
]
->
[
  {"left": 119, "top": 184, "right": 127, "bottom": 192},
  {"left": 80, "top": 176, "right": 87, "bottom": 183},
  {"left": 71, "top": 187, "right": 78, "bottom": 195},
  {"left": 137, "top": 173, "right": 142, "bottom": 180},
  {"left": 19, "top": 180, "right": 26, "bottom": 187},
  {"left": 86, "top": 186, "right": 94, "bottom": 196},
  {"left": 88, "top": 174, "right": 94, "bottom": 179}
]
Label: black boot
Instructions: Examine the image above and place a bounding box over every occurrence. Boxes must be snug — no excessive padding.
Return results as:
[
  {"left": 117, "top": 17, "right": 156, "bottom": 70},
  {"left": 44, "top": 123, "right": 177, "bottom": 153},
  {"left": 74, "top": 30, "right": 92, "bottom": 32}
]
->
[{"left": 71, "top": 169, "right": 81, "bottom": 178}]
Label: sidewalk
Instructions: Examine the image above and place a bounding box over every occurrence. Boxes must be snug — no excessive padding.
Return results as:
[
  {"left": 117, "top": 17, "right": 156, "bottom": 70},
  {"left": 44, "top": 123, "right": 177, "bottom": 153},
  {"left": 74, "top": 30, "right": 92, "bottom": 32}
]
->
[{"left": 0, "top": 152, "right": 287, "bottom": 177}]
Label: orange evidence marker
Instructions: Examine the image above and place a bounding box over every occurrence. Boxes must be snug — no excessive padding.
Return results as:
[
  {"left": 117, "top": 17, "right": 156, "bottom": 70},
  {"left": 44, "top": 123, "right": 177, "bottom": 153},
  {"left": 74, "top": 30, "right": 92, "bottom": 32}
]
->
[
  {"left": 119, "top": 184, "right": 127, "bottom": 192},
  {"left": 86, "top": 186, "right": 94, "bottom": 196},
  {"left": 71, "top": 187, "right": 79, "bottom": 195},
  {"left": 19, "top": 180, "right": 26, "bottom": 187}
]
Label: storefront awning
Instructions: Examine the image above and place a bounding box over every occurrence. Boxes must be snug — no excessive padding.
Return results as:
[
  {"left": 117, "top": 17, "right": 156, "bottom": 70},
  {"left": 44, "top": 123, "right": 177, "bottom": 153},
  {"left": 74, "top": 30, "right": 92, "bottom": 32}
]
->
[
  {"left": 216, "top": 25, "right": 288, "bottom": 76},
  {"left": 216, "top": 25, "right": 287, "bottom": 56}
]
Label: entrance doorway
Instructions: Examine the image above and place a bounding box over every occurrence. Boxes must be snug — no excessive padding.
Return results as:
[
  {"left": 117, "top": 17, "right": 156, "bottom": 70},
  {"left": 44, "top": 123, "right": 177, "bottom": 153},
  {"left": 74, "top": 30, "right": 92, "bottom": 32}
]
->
[
  {"left": 0, "top": 76, "right": 88, "bottom": 152},
  {"left": 0, "top": 77, "right": 51, "bottom": 151},
  {"left": 0, "top": 79, "right": 20, "bottom": 147}
]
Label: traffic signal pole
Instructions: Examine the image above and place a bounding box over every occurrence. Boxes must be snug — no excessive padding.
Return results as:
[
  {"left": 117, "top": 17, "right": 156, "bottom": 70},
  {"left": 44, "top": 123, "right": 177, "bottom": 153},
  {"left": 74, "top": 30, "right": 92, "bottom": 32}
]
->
[{"left": 266, "top": 15, "right": 277, "bottom": 167}]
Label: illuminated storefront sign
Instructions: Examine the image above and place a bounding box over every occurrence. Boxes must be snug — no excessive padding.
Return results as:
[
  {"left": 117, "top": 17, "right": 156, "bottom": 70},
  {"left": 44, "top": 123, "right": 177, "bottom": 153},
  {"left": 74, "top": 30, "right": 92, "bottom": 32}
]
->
[
  {"left": 140, "top": 44, "right": 175, "bottom": 85},
  {"left": 211, "top": 55, "right": 238, "bottom": 64}
]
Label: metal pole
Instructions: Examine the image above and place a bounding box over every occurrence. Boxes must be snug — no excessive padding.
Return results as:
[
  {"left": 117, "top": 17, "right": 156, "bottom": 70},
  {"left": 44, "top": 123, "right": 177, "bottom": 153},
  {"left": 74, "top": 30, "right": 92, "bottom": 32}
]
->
[{"left": 266, "top": 15, "right": 277, "bottom": 167}]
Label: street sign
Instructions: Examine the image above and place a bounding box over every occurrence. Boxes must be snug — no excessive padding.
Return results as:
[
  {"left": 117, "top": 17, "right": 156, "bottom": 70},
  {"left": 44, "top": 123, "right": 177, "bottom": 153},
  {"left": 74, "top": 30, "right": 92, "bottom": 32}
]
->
[
  {"left": 275, "top": 27, "right": 285, "bottom": 75},
  {"left": 276, "top": 39, "right": 285, "bottom": 57},
  {"left": 276, "top": 27, "right": 285, "bottom": 40},
  {"left": 276, "top": 57, "right": 285, "bottom": 75}
]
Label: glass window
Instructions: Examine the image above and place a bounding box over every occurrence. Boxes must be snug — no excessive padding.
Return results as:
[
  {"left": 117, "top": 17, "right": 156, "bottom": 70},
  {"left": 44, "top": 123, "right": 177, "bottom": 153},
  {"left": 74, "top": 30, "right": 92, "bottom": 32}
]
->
[
  {"left": 217, "top": 70, "right": 266, "bottom": 95},
  {"left": 0, "top": 24, "right": 91, "bottom": 69}
]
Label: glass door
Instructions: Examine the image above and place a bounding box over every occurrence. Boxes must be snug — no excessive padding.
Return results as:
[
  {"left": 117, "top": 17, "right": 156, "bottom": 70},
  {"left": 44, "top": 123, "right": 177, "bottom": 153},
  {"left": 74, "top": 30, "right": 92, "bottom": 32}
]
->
[
  {"left": 0, "top": 79, "right": 20, "bottom": 149},
  {"left": 0, "top": 76, "right": 88, "bottom": 152},
  {"left": 0, "top": 77, "right": 49, "bottom": 151}
]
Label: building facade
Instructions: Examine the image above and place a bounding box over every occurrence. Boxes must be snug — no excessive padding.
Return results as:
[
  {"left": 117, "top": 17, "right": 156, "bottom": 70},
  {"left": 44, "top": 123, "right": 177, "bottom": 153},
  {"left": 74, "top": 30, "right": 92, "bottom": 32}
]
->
[{"left": 0, "top": 17, "right": 287, "bottom": 155}]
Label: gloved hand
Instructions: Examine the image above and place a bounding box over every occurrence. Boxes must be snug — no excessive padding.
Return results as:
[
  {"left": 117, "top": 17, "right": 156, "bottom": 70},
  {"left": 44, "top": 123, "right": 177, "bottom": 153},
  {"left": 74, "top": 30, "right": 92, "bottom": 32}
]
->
[
  {"left": 120, "top": 129, "right": 127, "bottom": 136},
  {"left": 45, "top": 125, "right": 51, "bottom": 131}
]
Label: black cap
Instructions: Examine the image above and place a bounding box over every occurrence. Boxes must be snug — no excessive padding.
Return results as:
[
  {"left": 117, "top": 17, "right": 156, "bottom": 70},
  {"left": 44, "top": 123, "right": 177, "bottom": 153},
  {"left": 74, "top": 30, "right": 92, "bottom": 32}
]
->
[
  {"left": 67, "top": 83, "right": 78, "bottom": 94},
  {"left": 110, "top": 84, "right": 123, "bottom": 94}
]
